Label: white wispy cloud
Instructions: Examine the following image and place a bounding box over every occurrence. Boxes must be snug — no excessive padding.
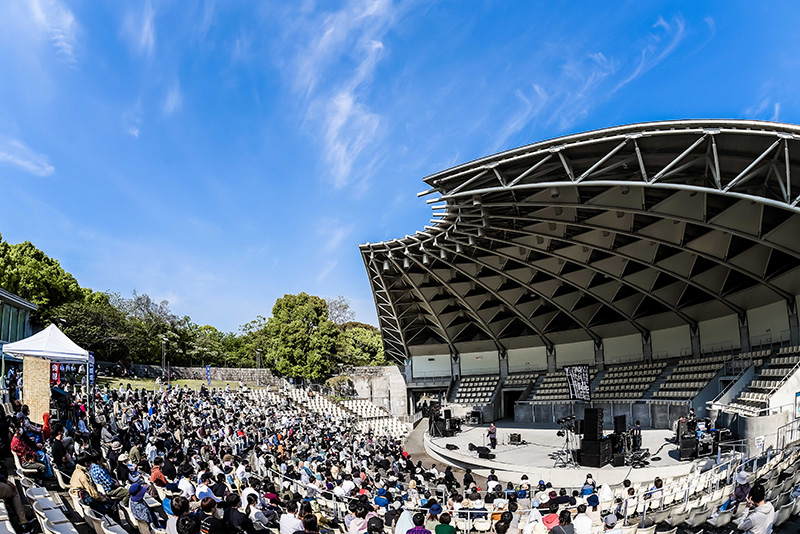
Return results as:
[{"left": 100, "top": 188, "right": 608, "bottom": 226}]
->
[
  {"left": 280, "top": 0, "right": 402, "bottom": 189},
  {"left": 0, "top": 136, "right": 55, "bottom": 176},
  {"left": 123, "top": 1, "right": 156, "bottom": 57},
  {"left": 614, "top": 14, "right": 686, "bottom": 91},
  {"left": 163, "top": 82, "right": 183, "bottom": 115},
  {"left": 317, "top": 260, "right": 339, "bottom": 283},
  {"left": 27, "top": 0, "right": 78, "bottom": 63},
  {"left": 745, "top": 97, "right": 782, "bottom": 122},
  {"left": 317, "top": 220, "right": 354, "bottom": 253}
]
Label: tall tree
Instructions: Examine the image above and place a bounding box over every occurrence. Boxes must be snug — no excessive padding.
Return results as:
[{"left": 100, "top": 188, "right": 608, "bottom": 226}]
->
[
  {"left": 0, "top": 235, "right": 84, "bottom": 325},
  {"left": 262, "top": 293, "right": 341, "bottom": 380},
  {"left": 325, "top": 295, "right": 356, "bottom": 325}
]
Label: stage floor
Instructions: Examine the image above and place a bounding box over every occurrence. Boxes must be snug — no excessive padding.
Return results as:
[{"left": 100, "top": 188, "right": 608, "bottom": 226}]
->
[{"left": 424, "top": 420, "right": 701, "bottom": 487}]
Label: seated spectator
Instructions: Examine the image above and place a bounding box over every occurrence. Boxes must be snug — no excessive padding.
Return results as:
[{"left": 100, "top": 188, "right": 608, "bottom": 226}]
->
[
  {"left": 129, "top": 483, "right": 162, "bottom": 530},
  {"left": 10, "top": 425, "right": 46, "bottom": 478},
  {"left": 434, "top": 513, "right": 455, "bottom": 534},
  {"left": 407, "top": 513, "right": 431, "bottom": 534}
]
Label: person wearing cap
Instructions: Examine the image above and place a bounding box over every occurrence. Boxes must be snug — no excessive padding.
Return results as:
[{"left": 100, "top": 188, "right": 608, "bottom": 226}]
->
[
  {"left": 603, "top": 514, "right": 621, "bottom": 534},
  {"left": 728, "top": 471, "right": 751, "bottom": 515},
  {"left": 130, "top": 483, "right": 162, "bottom": 530}
]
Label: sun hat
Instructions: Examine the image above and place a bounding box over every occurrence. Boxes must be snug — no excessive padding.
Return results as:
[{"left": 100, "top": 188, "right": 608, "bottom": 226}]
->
[
  {"left": 536, "top": 492, "right": 549, "bottom": 504},
  {"left": 604, "top": 515, "right": 618, "bottom": 527},
  {"left": 587, "top": 495, "right": 599, "bottom": 507},
  {"left": 429, "top": 503, "right": 443, "bottom": 515},
  {"left": 461, "top": 499, "right": 471, "bottom": 508},
  {"left": 377, "top": 488, "right": 387, "bottom": 496},
  {"left": 736, "top": 472, "right": 749, "bottom": 485},
  {"left": 531, "top": 522, "right": 547, "bottom": 534},
  {"left": 111, "top": 441, "right": 123, "bottom": 451},
  {"left": 548, "top": 491, "right": 558, "bottom": 500},
  {"left": 129, "top": 483, "right": 147, "bottom": 502},
  {"left": 118, "top": 453, "right": 130, "bottom": 462}
]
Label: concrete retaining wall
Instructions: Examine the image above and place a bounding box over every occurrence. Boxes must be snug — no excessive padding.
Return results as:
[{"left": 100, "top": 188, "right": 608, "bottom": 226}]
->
[
  {"left": 98, "top": 361, "right": 277, "bottom": 384},
  {"left": 349, "top": 365, "right": 408, "bottom": 419}
]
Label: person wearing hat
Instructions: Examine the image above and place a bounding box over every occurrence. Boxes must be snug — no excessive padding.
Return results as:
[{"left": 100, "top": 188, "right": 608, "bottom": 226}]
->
[
  {"left": 374, "top": 487, "right": 390, "bottom": 510},
  {"left": 367, "top": 517, "right": 385, "bottom": 534},
  {"left": 425, "top": 503, "right": 443, "bottom": 531},
  {"left": 603, "top": 514, "right": 621, "bottom": 534},
  {"left": 130, "top": 483, "right": 162, "bottom": 531}
]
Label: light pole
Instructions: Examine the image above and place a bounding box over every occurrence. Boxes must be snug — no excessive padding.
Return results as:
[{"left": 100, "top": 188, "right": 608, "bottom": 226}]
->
[
  {"left": 160, "top": 336, "right": 167, "bottom": 379},
  {"left": 256, "top": 349, "right": 263, "bottom": 386}
]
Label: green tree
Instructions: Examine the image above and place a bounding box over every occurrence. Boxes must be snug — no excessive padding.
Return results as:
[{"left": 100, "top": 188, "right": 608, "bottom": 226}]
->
[
  {"left": 0, "top": 235, "right": 84, "bottom": 325},
  {"left": 50, "top": 291, "right": 130, "bottom": 360},
  {"left": 259, "top": 293, "right": 341, "bottom": 381},
  {"left": 338, "top": 323, "right": 386, "bottom": 366}
]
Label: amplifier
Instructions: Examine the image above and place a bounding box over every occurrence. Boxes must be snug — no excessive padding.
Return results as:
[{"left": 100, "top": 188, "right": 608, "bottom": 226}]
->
[
  {"left": 479, "top": 452, "right": 496, "bottom": 460},
  {"left": 612, "top": 453, "right": 625, "bottom": 467},
  {"left": 581, "top": 438, "right": 612, "bottom": 456},
  {"left": 680, "top": 437, "right": 697, "bottom": 460},
  {"left": 581, "top": 453, "right": 609, "bottom": 468}
]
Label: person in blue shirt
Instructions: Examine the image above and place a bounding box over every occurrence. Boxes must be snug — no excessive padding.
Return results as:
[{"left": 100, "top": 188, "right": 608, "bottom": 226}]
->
[{"left": 374, "top": 488, "right": 390, "bottom": 510}]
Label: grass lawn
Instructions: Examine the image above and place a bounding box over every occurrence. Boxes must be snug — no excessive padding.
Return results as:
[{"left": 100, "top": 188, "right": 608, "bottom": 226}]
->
[{"left": 96, "top": 377, "right": 264, "bottom": 391}]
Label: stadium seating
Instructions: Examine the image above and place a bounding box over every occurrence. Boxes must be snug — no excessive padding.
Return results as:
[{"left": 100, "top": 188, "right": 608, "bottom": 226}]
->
[
  {"left": 653, "top": 355, "right": 728, "bottom": 399},
  {"left": 452, "top": 375, "right": 500, "bottom": 405},
  {"left": 725, "top": 351, "right": 800, "bottom": 416},
  {"left": 527, "top": 368, "right": 597, "bottom": 401},
  {"left": 593, "top": 362, "right": 666, "bottom": 400},
  {"left": 502, "top": 372, "right": 539, "bottom": 387}
]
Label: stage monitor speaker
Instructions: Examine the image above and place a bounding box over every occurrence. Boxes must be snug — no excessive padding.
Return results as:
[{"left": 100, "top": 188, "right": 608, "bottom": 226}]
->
[
  {"left": 475, "top": 446, "right": 491, "bottom": 455},
  {"left": 581, "top": 453, "right": 604, "bottom": 468},
  {"left": 612, "top": 453, "right": 625, "bottom": 467},
  {"left": 445, "top": 444, "right": 459, "bottom": 451},
  {"left": 584, "top": 408, "right": 604, "bottom": 441},
  {"left": 680, "top": 438, "right": 697, "bottom": 460},
  {"left": 614, "top": 414, "right": 627, "bottom": 435},
  {"left": 509, "top": 433, "right": 522, "bottom": 444},
  {"left": 478, "top": 452, "right": 496, "bottom": 460},
  {"left": 443, "top": 409, "right": 452, "bottom": 420}
]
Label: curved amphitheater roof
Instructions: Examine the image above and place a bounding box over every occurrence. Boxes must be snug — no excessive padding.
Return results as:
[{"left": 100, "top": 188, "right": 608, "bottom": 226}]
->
[{"left": 360, "top": 120, "right": 800, "bottom": 362}]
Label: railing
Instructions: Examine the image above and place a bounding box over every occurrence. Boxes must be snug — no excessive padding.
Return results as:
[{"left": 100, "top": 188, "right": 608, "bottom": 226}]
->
[
  {"left": 709, "top": 358, "right": 752, "bottom": 406},
  {"left": 461, "top": 366, "right": 500, "bottom": 376},
  {"left": 768, "top": 357, "right": 800, "bottom": 396},
  {"left": 777, "top": 417, "right": 800, "bottom": 449},
  {"left": 410, "top": 370, "right": 451, "bottom": 381}
]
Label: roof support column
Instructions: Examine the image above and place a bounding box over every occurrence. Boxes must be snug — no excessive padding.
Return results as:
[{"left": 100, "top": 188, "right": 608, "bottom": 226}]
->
[
  {"left": 547, "top": 346, "right": 556, "bottom": 373},
  {"left": 787, "top": 299, "right": 800, "bottom": 347},
  {"left": 594, "top": 341, "right": 605, "bottom": 372},
  {"left": 690, "top": 325, "right": 701, "bottom": 357},
  {"left": 499, "top": 350, "right": 508, "bottom": 379},
  {"left": 642, "top": 333, "right": 653, "bottom": 364},
  {"left": 738, "top": 314, "right": 751, "bottom": 353},
  {"left": 404, "top": 357, "right": 412, "bottom": 384},
  {"left": 451, "top": 351, "right": 461, "bottom": 382}
]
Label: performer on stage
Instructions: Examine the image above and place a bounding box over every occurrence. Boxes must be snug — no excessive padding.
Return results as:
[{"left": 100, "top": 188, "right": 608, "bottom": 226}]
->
[{"left": 487, "top": 423, "right": 497, "bottom": 449}]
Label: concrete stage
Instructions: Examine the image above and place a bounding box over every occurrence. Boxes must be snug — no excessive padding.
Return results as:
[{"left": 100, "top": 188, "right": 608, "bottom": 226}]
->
[{"left": 423, "top": 420, "right": 706, "bottom": 487}]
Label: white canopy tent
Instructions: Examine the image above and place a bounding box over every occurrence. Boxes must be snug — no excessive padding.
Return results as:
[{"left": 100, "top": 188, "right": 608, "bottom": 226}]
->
[{"left": 2, "top": 324, "right": 89, "bottom": 364}]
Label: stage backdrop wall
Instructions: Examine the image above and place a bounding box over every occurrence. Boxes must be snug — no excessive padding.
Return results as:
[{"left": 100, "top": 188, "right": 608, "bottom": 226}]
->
[
  {"left": 747, "top": 301, "right": 789, "bottom": 342},
  {"left": 699, "top": 314, "right": 740, "bottom": 350},
  {"left": 507, "top": 347, "right": 547, "bottom": 372},
  {"left": 22, "top": 356, "right": 50, "bottom": 425},
  {"left": 555, "top": 340, "right": 594, "bottom": 367},
  {"left": 411, "top": 354, "right": 450, "bottom": 378},
  {"left": 460, "top": 351, "right": 499, "bottom": 374},
  {"left": 603, "top": 333, "right": 643, "bottom": 362},
  {"left": 651, "top": 324, "right": 691, "bottom": 357}
]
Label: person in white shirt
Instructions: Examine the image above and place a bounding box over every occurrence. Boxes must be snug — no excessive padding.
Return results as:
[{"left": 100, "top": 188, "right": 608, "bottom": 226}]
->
[
  {"left": 178, "top": 470, "right": 196, "bottom": 501},
  {"left": 196, "top": 472, "right": 219, "bottom": 502},
  {"left": 572, "top": 505, "right": 592, "bottom": 534},
  {"left": 737, "top": 483, "right": 775, "bottom": 534},
  {"left": 279, "top": 502, "right": 304, "bottom": 534}
]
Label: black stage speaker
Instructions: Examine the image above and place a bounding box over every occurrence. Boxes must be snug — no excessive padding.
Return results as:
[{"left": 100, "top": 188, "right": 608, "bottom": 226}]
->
[
  {"left": 677, "top": 419, "right": 688, "bottom": 437},
  {"left": 610, "top": 433, "right": 623, "bottom": 454},
  {"left": 680, "top": 437, "right": 697, "bottom": 460},
  {"left": 612, "top": 453, "right": 625, "bottom": 467},
  {"left": 478, "top": 452, "right": 496, "bottom": 460},
  {"left": 445, "top": 443, "right": 459, "bottom": 451},
  {"left": 509, "top": 433, "right": 522, "bottom": 444},
  {"left": 614, "top": 414, "right": 627, "bottom": 435},
  {"left": 581, "top": 453, "right": 603, "bottom": 468},
  {"left": 443, "top": 409, "right": 452, "bottom": 419},
  {"left": 584, "top": 408, "right": 604, "bottom": 441},
  {"left": 475, "top": 446, "right": 491, "bottom": 455}
]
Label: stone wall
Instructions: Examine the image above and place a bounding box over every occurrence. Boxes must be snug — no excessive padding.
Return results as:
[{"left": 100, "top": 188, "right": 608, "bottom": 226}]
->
[
  {"left": 98, "top": 361, "right": 278, "bottom": 385},
  {"left": 349, "top": 365, "right": 407, "bottom": 419}
]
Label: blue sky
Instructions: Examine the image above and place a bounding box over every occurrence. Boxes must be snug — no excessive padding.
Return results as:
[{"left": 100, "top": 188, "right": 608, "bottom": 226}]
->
[{"left": 1, "top": 1, "right": 799, "bottom": 333}]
